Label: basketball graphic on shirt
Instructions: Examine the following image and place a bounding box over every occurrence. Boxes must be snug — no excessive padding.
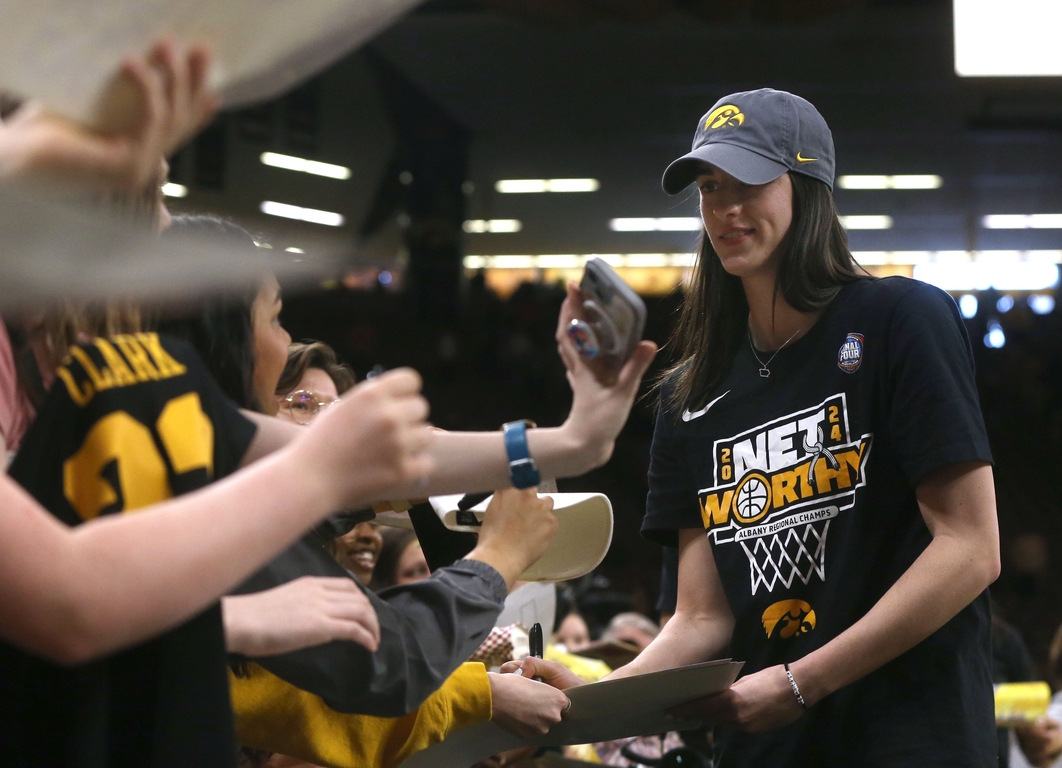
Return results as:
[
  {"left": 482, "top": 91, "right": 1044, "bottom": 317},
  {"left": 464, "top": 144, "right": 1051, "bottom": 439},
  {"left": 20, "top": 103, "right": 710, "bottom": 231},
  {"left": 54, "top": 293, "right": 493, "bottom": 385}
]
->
[
  {"left": 697, "top": 392, "right": 872, "bottom": 594},
  {"left": 733, "top": 472, "right": 771, "bottom": 524}
]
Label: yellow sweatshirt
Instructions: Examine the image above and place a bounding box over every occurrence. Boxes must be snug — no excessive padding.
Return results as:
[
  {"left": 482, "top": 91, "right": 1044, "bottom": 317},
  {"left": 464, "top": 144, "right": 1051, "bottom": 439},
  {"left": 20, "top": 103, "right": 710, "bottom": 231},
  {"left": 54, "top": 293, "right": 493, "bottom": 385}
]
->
[{"left": 231, "top": 661, "right": 492, "bottom": 768}]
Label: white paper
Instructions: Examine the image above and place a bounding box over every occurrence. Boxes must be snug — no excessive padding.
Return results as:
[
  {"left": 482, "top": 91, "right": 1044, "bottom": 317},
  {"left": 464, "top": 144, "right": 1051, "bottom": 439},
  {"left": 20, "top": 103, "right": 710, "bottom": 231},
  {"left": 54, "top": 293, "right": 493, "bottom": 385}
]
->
[
  {"left": 400, "top": 659, "right": 744, "bottom": 768},
  {"left": 0, "top": 0, "right": 422, "bottom": 126},
  {"left": 429, "top": 492, "right": 614, "bottom": 582},
  {"left": 0, "top": 185, "right": 331, "bottom": 309},
  {"left": 494, "top": 582, "right": 556, "bottom": 634}
]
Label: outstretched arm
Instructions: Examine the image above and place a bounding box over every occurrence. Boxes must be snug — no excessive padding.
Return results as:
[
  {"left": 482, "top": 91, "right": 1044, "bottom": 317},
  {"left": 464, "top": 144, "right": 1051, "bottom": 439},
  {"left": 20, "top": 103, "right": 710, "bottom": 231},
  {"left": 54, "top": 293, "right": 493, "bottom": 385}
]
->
[
  {"left": 503, "top": 526, "right": 734, "bottom": 690},
  {"left": 230, "top": 489, "right": 559, "bottom": 716},
  {"left": 243, "top": 282, "right": 658, "bottom": 492},
  {"left": 672, "top": 460, "right": 1000, "bottom": 732},
  {"left": 223, "top": 576, "right": 382, "bottom": 656},
  {"left": 0, "top": 370, "right": 431, "bottom": 664}
]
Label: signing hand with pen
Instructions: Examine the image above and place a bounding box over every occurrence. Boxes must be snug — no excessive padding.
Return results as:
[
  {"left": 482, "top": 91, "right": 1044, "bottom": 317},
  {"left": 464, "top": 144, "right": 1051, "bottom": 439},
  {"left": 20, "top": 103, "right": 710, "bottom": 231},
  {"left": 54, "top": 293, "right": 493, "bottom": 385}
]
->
[
  {"left": 500, "top": 656, "right": 587, "bottom": 692},
  {"left": 489, "top": 672, "right": 569, "bottom": 738}
]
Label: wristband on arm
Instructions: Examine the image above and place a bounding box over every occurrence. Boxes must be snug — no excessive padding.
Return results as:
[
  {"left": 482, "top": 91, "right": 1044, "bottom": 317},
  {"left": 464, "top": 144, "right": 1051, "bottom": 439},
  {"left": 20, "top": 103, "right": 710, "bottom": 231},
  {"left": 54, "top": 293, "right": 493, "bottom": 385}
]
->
[{"left": 502, "top": 420, "right": 540, "bottom": 489}]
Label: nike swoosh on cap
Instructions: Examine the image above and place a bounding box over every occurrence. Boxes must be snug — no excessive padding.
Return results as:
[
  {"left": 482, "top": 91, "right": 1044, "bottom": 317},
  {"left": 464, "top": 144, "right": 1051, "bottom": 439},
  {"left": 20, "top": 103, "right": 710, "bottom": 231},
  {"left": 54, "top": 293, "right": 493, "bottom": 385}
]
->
[
  {"left": 682, "top": 390, "right": 730, "bottom": 422},
  {"left": 796, "top": 152, "right": 818, "bottom": 163}
]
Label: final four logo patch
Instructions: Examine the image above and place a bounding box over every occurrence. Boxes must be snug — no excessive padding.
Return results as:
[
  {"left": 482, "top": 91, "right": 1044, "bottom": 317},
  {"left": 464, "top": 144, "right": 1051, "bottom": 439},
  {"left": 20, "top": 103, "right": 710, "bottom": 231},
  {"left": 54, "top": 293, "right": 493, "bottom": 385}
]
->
[{"left": 837, "top": 333, "right": 864, "bottom": 373}]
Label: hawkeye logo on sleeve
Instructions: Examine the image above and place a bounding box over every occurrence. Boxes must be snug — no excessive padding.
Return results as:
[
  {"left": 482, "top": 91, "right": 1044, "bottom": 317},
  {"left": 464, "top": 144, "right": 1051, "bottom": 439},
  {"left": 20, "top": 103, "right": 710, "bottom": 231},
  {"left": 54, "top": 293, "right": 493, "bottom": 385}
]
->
[
  {"left": 698, "top": 393, "right": 872, "bottom": 595},
  {"left": 704, "top": 105, "right": 745, "bottom": 130}
]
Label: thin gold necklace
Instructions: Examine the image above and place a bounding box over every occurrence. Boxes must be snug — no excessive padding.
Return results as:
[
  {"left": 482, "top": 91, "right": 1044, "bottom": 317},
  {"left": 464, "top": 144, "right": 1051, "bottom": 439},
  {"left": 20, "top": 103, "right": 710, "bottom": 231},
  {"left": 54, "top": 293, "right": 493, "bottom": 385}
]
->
[{"left": 747, "top": 324, "right": 805, "bottom": 378}]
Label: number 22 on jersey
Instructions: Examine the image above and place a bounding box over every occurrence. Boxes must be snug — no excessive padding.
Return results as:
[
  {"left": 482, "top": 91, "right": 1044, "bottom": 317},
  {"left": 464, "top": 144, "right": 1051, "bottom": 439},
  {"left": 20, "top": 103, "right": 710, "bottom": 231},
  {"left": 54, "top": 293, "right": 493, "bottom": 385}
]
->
[{"left": 63, "top": 392, "right": 215, "bottom": 521}]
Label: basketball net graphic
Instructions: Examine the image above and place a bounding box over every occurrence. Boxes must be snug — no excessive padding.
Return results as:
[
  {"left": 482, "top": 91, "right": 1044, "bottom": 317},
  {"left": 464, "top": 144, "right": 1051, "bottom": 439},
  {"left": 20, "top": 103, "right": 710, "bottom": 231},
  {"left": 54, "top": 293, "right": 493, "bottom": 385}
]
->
[{"left": 740, "top": 520, "right": 830, "bottom": 595}]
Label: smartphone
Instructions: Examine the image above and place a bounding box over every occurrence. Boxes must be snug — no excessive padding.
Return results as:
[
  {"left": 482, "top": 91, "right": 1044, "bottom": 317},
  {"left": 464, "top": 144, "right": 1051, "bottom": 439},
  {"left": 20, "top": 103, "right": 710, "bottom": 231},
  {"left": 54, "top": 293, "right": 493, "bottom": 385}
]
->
[{"left": 568, "top": 258, "right": 647, "bottom": 379}]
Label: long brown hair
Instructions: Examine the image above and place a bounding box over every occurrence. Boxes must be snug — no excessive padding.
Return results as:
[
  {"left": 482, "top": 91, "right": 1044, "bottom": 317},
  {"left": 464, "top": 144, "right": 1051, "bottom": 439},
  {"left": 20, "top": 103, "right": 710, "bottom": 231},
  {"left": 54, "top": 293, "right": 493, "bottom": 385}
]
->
[{"left": 659, "top": 173, "right": 868, "bottom": 413}]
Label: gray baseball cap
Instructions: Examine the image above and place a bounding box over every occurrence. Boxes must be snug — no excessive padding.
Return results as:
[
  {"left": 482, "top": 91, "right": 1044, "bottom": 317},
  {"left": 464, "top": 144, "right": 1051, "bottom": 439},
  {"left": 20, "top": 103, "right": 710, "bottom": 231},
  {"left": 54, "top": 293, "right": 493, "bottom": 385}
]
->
[{"left": 662, "top": 88, "right": 835, "bottom": 194}]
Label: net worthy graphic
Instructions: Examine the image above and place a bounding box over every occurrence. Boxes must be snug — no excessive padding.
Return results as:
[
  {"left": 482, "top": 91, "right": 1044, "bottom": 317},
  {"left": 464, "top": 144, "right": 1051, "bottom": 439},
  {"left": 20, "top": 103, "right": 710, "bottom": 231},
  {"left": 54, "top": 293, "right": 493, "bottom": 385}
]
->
[{"left": 698, "top": 393, "right": 872, "bottom": 595}]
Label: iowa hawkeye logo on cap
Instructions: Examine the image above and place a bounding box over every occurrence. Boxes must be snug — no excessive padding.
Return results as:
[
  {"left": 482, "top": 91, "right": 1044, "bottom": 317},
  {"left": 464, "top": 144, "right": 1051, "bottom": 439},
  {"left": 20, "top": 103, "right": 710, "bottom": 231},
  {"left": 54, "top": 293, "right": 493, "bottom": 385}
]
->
[
  {"left": 704, "top": 104, "right": 745, "bottom": 130},
  {"left": 837, "top": 333, "right": 864, "bottom": 373}
]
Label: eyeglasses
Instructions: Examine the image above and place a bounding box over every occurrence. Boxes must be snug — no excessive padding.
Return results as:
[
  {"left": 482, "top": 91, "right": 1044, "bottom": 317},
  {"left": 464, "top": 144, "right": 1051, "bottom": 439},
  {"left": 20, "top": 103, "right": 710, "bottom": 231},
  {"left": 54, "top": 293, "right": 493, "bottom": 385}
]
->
[{"left": 279, "top": 390, "right": 338, "bottom": 425}]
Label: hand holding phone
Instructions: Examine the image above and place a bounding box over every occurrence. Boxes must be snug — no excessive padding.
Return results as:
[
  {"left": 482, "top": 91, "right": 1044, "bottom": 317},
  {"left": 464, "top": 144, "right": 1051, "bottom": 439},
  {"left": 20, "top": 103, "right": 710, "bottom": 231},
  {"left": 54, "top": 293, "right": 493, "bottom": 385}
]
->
[{"left": 565, "top": 258, "right": 647, "bottom": 384}]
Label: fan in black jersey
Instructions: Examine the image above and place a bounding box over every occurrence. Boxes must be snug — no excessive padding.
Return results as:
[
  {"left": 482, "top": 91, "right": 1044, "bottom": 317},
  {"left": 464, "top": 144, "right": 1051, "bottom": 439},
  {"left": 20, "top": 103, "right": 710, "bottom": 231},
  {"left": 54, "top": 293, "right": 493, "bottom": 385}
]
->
[
  {"left": 1, "top": 332, "right": 259, "bottom": 767},
  {"left": 506, "top": 89, "right": 999, "bottom": 768}
]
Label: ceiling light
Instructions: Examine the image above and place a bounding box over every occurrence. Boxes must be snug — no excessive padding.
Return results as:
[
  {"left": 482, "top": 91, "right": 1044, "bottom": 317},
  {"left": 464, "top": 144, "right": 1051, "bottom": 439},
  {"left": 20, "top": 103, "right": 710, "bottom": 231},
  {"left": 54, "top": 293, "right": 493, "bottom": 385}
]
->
[
  {"left": 535, "top": 255, "right": 582, "bottom": 269},
  {"left": 839, "top": 215, "right": 893, "bottom": 230},
  {"left": 488, "top": 255, "right": 536, "bottom": 269},
  {"left": 913, "top": 258, "right": 1059, "bottom": 292},
  {"left": 959, "top": 294, "right": 979, "bottom": 319},
  {"left": 955, "top": 0, "right": 1062, "bottom": 76},
  {"left": 546, "top": 179, "right": 600, "bottom": 192},
  {"left": 284, "top": 247, "right": 305, "bottom": 254},
  {"left": 837, "top": 175, "right": 942, "bottom": 190},
  {"left": 161, "top": 182, "right": 188, "bottom": 198},
  {"left": 260, "top": 201, "right": 345, "bottom": 227},
  {"left": 610, "top": 218, "right": 702, "bottom": 232},
  {"left": 982, "top": 214, "right": 1062, "bottom": 229},
  {"left": 838, "top": 175, "right": 889, "bottom": 190},
  {"left": 889, "top": 175, "right": 943, "bottom": 190},
  {"left": 463, "top": 253, "right": 696, "bottom": 270},
  {"left": 1029, "top": 295, "right": 1056, "bottom": 315},
  {"left": 260, "top": 152, "right": 351, "bottom": 180},
  {"left": 984, "top": 318, "right": 1006, "bottom": 349},
  {"left": 463, "top": 219, "right": 523, "bottom": 234},
  {"left": 495, "top": 179, "right": 600, "bottom": 194}
]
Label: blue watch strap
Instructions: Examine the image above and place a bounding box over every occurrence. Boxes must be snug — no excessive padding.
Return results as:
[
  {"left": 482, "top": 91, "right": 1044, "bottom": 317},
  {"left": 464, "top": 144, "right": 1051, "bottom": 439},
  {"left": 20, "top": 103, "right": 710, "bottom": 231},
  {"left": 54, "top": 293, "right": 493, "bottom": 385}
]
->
[{"left": 502, "top": 420, "right": 541, "bottom": 489}]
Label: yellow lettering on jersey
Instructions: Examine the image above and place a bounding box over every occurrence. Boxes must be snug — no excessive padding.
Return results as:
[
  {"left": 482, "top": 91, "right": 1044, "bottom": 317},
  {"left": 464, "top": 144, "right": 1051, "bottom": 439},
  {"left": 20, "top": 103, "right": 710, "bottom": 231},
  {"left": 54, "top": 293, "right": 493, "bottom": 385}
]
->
[
  {"left": 813, "top": 445, "right": 865, "bottom": 495},
  {"left": 700, "top": 490, "right": 734, "bottom": 529},
  {"left": 135, "top": 333, "right": 187, "bottom": 378},
  {"left": 63, "top": 412, "right": 171, "bottom": 521},
  {"left": 772, "top": 469, "right": 802, "bottom": 507},
  {"left": 56, "top": 366, "right": 94, "bottom": 407},
  {"left": 69, "top": 346, "right": 116, "bottom": 392},
  {"left": 94, "top": 339, "right": 138, "bottom": 388},
  {"left": 157, "top": 393, "right": 214, "bottom": 478},
  {"left": 112, "top": 335, "right": 161, "bottom": 382}
]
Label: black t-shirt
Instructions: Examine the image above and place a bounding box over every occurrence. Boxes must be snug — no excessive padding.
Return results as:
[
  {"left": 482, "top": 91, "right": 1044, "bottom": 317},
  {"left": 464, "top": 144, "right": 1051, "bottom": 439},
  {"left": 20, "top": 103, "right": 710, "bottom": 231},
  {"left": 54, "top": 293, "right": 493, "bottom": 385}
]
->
[
  {"left": 0, "top": 333, "right": 256, "bottom": 768},
  {"left": 643, "top": 277, "right": 995, "bottom": 768}
]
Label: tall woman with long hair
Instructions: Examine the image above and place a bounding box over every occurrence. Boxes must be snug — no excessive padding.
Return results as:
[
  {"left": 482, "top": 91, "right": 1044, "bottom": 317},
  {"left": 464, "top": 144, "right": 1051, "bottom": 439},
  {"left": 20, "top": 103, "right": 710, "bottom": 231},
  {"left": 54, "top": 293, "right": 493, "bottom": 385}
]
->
[{"left": 511, "top": 89, "right": 1000, "bottom": 768}]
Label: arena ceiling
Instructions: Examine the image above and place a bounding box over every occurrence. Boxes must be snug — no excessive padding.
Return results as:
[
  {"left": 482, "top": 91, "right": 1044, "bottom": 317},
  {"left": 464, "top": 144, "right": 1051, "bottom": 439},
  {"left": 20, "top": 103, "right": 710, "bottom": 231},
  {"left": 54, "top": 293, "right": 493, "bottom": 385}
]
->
[{"left": 167, "top": 0, "right": 1062, "bottom": 275}]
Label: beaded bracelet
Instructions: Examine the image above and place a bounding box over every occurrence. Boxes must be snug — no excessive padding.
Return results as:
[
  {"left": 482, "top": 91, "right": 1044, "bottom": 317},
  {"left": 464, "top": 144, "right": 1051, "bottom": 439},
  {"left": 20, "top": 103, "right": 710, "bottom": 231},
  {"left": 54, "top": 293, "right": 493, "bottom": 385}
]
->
[{"left": 784, "top": 663, "right": 810, "bottom": 712}]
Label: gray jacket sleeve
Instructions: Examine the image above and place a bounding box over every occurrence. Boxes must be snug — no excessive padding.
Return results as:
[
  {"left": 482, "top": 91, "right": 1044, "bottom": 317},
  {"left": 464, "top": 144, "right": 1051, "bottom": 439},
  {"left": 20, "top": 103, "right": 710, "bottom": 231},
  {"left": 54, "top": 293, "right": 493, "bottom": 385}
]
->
[{"left": 229, "top": 533, "right": 506, "bottom": 717}]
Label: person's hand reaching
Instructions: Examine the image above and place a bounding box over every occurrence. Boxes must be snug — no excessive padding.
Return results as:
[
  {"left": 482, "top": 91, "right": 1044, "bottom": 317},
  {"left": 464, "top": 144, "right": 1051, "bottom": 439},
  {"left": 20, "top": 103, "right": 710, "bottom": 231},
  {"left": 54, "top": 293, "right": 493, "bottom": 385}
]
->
[
  {"left": 488, "top": 671, "right": 570, "bottom": 738},
  {"left": 499, "top": 657, "right": 587, "bottom": 692},
  {"left": 289, "top": 368, "right": 434, "bottom": 512},
  {"left": 0, "top": 39, "right": 218, "bottom": 191},
  {"left": 1016, "top": 716, "right": 1062, "bottom": 767},
  {"left": 667, "top": 664, "right": 804, "bottom": 733},
  {"left": 554, "top": 280, "right": 657, "bottom": 472},
  {"left": 222, "top": 576, "right": 380, "bottom": 656},
  {"left": 465, "top": 488, "right": 558, "bottom": 589}
]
